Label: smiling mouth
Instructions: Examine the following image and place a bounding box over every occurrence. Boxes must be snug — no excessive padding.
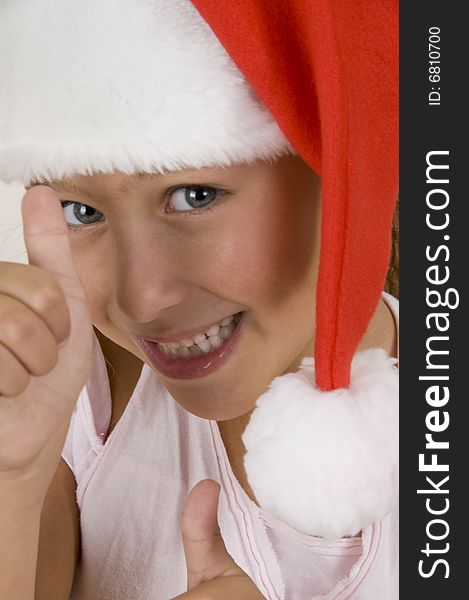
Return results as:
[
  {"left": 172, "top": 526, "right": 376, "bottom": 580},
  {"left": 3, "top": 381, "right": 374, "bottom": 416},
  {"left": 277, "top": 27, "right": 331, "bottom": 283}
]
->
[
  {"left": 134, "top": 312, "right": 245, "bottom": 380},
  {"left": 156, "top": 314, "right": 238, "bottom": 358}
]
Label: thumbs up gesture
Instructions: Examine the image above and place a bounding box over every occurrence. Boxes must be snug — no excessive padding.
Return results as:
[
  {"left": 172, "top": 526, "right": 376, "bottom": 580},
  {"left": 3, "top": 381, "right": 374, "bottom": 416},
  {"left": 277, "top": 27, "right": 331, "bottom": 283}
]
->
[
  {"left": 0, "top": 186, "right": 93, "bottom": 504},
  {"left": 174, "top": 480, "right": 265, "bottom": 600}
]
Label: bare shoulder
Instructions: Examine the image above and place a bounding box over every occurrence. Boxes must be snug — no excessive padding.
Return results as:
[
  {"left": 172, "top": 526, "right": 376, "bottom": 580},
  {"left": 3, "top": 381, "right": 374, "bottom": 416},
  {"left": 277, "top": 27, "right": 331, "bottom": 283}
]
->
[{"left": 35, "top": 458, "right": 80, "bottom": 600}]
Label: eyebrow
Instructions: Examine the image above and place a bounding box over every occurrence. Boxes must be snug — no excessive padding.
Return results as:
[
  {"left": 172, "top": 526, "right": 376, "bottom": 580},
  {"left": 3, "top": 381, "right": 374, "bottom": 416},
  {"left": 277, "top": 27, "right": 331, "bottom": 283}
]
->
[
  {"left": 48, "top": 172, "right": 162, "bottom": 202},
  {"left": 44, "top": 165, "right": 240, "bottom": 201},
  {"left": 48, "top": 180, "right": 96, "bottom": 201}
]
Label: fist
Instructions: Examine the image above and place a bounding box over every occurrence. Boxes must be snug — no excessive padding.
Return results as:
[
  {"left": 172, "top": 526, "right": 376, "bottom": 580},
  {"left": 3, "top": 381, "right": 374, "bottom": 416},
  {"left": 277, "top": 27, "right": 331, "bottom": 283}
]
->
[
  {"left": 0, "top": 260, "right": 71, "bottom": 397},
  {"left": 0, "top": 186, "right": 93, "bottom": 495}
]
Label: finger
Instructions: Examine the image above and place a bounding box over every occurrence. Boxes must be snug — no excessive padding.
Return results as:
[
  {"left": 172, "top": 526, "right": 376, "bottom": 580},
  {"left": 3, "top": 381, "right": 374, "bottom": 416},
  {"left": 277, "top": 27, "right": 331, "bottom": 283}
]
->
[
  {"left": 0, "top": 295, "right": 59, "bottom": 377},
  {"left": 0, "top": 263, "right": 71, "bottom": 343},
  {"left": 0, "top": 343, "right": 30, "bottom": 397},
  {"left": 21, "top": 186, "right": 93, "bottom": 415},
  {"left": 22, "top": 186, "right": 86, "bottom": 303},
  {"left": 182, "top": 479, "right": 240, "bottom": 591}
]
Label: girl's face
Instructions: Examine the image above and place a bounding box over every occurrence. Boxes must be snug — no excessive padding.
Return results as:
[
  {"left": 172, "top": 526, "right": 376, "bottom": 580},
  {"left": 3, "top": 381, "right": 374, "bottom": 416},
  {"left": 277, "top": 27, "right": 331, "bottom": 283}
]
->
[{"left": 49, "top": 156, "right": 322, "bottom": 420}]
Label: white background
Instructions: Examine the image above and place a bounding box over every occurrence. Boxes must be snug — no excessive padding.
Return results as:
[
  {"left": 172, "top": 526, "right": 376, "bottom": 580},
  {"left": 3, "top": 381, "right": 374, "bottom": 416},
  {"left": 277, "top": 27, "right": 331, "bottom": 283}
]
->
[{"left": 0, "top": 183, "right": 27, "bottom": 263}]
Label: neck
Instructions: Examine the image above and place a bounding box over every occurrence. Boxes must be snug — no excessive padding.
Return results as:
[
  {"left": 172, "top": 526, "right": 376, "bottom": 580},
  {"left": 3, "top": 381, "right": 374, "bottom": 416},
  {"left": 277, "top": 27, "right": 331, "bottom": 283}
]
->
[
  {"left": 217, "top": 411, "right": 257, "bottom": 502},
  {"left": 95, "top": 329, "right": 143, "bottom": 439}
]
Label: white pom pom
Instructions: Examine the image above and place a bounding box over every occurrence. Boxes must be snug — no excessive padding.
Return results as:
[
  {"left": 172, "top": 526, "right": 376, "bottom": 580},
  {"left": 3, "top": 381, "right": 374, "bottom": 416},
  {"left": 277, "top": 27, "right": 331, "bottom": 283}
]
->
[{"left": 242, "top": 348, "right": 398, "bottom": 540}]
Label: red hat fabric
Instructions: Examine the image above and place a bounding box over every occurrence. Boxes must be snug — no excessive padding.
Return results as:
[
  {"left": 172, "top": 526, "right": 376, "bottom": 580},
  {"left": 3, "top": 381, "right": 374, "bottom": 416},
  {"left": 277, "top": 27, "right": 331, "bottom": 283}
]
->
[{"left": 191, "top": 0, "right": 399, "bottom": 390}]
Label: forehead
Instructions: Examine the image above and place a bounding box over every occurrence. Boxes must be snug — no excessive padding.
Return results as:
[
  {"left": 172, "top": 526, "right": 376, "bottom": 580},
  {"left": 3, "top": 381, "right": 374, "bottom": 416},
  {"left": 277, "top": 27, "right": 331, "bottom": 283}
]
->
[
  {"left": 49, "top": 171, "right": 160, "bottom": 200},
  {"left": 42, "top": 157, "right": 314, "bottom": 202},
  {"left": 47, "top": 163, "right": 255, "bottom": 197}
]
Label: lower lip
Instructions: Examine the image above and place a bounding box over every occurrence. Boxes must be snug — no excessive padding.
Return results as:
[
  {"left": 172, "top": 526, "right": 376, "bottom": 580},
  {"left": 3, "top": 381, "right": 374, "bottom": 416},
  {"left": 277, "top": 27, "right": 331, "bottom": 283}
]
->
[{"left": 134, "top": 313, "right": 246, "bottom": 380}]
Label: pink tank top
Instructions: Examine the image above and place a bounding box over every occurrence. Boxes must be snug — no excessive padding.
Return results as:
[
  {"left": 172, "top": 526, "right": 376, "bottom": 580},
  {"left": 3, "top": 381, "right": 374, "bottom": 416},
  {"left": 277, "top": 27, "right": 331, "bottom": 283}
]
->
[{"left": 62, "top": 293, "right": 399, "bottom": 599}]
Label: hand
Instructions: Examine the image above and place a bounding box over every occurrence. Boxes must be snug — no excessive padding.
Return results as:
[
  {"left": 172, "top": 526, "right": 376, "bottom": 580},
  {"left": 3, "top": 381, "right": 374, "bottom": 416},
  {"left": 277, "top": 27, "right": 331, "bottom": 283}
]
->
[
  {"left": 0, "top": 186, "right": 93, "bottom": 505},
  {"left": 173, "top": 479, "right": 265, "bottom": 599}
]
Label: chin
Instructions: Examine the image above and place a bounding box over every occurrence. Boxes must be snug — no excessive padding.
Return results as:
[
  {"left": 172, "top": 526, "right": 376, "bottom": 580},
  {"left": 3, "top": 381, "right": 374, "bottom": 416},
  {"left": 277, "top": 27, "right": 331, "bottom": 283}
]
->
[{"left": 165, "top": 381, "right": 257, "bottom": 422}]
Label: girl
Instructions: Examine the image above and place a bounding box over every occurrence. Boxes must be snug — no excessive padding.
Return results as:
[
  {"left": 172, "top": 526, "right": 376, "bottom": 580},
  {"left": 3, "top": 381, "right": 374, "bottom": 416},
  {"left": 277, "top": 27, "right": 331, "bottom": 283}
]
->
[{"left": 0, "top": 1, "right": 399, "bottom": 598}]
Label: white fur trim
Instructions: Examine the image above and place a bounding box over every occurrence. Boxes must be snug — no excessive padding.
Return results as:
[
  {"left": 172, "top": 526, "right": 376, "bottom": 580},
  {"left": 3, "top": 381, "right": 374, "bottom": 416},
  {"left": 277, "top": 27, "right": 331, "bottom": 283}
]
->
[
  {"left": 0, "top": 0, "right": 292, "bottom": 186},
  {"left": 243, "top": 349, "right": 399, "bottom": 540}
]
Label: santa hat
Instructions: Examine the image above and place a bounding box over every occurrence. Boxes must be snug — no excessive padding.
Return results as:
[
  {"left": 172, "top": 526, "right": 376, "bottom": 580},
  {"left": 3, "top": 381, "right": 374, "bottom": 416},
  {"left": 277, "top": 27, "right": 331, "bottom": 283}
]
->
[{"left": 0, "top": 0, "right": 398, "bottom": 539}]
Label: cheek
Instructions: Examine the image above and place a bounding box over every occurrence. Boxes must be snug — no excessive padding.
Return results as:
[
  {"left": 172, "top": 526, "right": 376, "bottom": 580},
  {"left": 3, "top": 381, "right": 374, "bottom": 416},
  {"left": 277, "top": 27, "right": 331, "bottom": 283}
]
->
[
  {"left": 69, "top": 242, "right": 113, "bottom": 324},
  {"left": 200, "top": 194, "right": 319, "bottom": 310}
]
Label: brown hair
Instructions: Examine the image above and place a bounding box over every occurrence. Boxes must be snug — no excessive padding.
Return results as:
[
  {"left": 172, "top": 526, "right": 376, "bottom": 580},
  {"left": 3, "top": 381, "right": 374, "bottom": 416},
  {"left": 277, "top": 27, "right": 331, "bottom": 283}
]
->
[{"left": 384, "top": 202, "right": 399, "bottom": 298}]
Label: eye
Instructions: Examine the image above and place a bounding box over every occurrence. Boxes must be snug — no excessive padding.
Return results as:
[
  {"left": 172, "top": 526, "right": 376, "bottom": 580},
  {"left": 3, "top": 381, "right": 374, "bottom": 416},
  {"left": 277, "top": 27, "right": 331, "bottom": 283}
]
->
[
  {"left": 61, "top": 201, "right": 105, "bottom": 226},
  {"left": 167, "top": 186, "right": 224, "bottom": 212}
]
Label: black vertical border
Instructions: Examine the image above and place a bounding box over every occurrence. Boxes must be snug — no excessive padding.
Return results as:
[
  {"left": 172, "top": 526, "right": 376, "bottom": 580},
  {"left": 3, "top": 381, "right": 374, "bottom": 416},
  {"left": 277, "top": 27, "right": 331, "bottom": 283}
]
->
[{"left": 400, "top": 2, "right": 467, "bottom": 596}]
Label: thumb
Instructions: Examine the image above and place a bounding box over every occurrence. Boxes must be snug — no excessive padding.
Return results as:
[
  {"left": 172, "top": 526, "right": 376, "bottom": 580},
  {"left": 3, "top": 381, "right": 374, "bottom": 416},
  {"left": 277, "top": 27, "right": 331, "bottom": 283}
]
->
[
  {"left": 181, "top": 479, "right": 240, "bottom": 591},
  {"left": 21, "top": 185, "right": 87, "bottom": 302}
]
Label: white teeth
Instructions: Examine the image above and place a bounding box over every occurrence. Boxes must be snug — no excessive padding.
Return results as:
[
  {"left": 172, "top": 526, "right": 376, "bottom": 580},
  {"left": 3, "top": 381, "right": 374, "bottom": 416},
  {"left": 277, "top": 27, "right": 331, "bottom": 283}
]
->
[
  {"left": 209, "top": 333, "right": 223, "bottom": 349},
  {"left": 156, "top": 314, "right": 239, "bottom": 358},
  {"left": 207, "top": 324, "right": 220, "bottom": 336},
  {"left": 220, "top": 321, "right": 235, "bottom": 340},
  {"left": 197, "top": 339, "right": 211, "bottom": 353},
  {"left": 180, "top": 347, "right": 191, "bottom": 358},
  {"left": 190, "top": 345, "right": 203, "bottom": 357}
]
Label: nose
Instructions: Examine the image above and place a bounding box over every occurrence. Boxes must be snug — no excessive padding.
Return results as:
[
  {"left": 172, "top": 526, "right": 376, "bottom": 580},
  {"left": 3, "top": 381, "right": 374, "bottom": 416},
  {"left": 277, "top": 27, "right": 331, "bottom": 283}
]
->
[{"left": 112, "top": 228, "right": 187, "bottom": 325}]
